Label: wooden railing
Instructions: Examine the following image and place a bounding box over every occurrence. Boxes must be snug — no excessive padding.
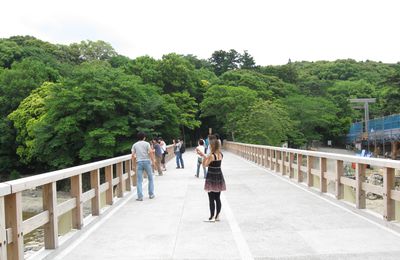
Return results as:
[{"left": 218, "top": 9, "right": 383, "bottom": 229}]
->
[
  {"left": 0, "top": 145, "right": 175, "bottom": 260},
  {"left": 224, "top": 141, "right": 400, "bottom": 222}
]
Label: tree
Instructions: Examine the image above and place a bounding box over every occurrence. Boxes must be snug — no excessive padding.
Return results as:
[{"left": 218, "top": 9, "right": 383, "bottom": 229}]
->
[
  {"left": 200, "top": 85, "right": 258, "bottom": 140},
  {"left": 69, "top": 40, "right": 117, "bottom": 61},
  {"left": 209, "top": 49, "right": 241, "bottom": 76},
  {"left": 236, "top": 100, "right": 297, "bottom": 146},
  {"left": 239, "top": 50, "right": 256, "bottom": 70}
]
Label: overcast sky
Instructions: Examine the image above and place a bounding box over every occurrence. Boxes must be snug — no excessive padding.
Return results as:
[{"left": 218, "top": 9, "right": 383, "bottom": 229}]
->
[{"left": 1, "top": 0, "right": 399, "bottom": 65}]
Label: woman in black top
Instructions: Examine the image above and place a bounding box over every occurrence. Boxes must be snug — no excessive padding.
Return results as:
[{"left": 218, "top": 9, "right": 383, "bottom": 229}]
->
[{"left": 200, "top": 136, "right": 226, "bottom": 222}]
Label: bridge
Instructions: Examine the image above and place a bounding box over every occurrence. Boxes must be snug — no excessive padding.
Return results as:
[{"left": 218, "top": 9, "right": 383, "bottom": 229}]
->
[{"left": 1, "top": 142, "right": 400, "bottom": 259}]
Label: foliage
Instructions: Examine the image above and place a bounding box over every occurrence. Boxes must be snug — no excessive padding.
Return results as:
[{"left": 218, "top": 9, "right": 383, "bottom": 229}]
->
[{"left": 236, "top": 100, "right": 297, "bottom": 146}]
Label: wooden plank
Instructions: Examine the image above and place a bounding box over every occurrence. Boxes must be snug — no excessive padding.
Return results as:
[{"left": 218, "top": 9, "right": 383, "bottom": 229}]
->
[
  {"left": 90, "top": 169, "right": 101, "bottom": 216},
  {"left": 320, "top": 158, "right": 327, "bottom": 193},
  {"left": 70, "top": 175, "right": 83, "bottom": 230},
  {"left": 82, "top": 189, "right": 95, "bottom": 203},
  {"left": 275, "top": 151, "right": 280, "bottom": 173},
  {"left": 112, "top": 177, "right": 119, "bottom": 186},
  {"left": 0, "top": 196, "right": 7, "bottom": 259},
  {"left": 23, "top": 211, "right": 49, "bottom": 236},
  {"left": 116, "top": 162, "right": 124, "bottom": 198},
  {"left": 310, "top": 168, "right": 320, "bottom": 176},
  {"left": 340, "top": 176, "right": 357, "bottom": 187},
  {"left": 57, "top": 198, "right": 77, "bottom": 217},
  {"left": 355, "top": 163, "right": 366, "bottom": 209},
  {"left": 361, "top": 183, "right": 384, "bottom": 196},
  {"left": 383, "top": 167, "right": 395, "bottom": 221},
  {"left": 307, "top": 156, "right": 314, "bottom": 187},
  {"left": 324, "top": 171, "right": 336, "bottom": 181},
  {"left": 5, "top": 192, "right": 24, "bottom": 260},
  {"left": 100, "top": 182, "right": 109, "bottom": 194},
  {"left": 336, "top": 160, "right": 344, "bottom": 199},
  {"left": 300, "top": 166, "right": 307, "bottom": 172},
  {"left": 105, "top": 165, "right": 114, "bottom": 205},
  {"left": 0, "top": 183, "right": 11, "bottom": 197},
  {"left": 125, "top": 160, "right": 132, "bottom": 192},
  {"left": 42, "top": 182, "right": 58, "bottom": 249},
  {"left": 390, "top": 189, "right": 400, "bottom": 201}
]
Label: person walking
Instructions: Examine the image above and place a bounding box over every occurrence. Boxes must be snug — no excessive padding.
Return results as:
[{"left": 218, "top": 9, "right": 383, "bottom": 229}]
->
[
  {"left": 173, "top": 138, "right": 184, "bottom": 169},
  {"left": 131, "top": 132, "right": 155, "bottom": 201},
  {"left": 195, "top": 139, "right": 207, "bottom": 178},
  {"left": 199, "top": 136, "right": 226, "bottom": 222},
  {"left": 152, "top": 138, "right": 163, "bottom": 176}
]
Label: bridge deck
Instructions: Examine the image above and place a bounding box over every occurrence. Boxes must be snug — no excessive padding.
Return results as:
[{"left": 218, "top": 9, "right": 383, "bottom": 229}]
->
[{"left": 52, "top": 151, "right": 400, "bottom": 260}]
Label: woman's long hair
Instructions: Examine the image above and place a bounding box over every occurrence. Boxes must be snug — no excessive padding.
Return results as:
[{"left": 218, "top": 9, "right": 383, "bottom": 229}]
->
[{"left": 209, "top": 136, "right": 221, "bottom": 154}]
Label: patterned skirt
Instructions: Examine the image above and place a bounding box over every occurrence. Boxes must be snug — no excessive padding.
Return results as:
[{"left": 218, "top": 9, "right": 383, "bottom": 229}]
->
[{"left": 204, "top": 166, "right": 226, "bottom": 192}]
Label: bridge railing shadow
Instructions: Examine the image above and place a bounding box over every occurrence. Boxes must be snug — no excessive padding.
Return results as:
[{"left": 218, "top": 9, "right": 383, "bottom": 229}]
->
[{"left": 0, "top": 145, "right": 175, "bottom": 260}]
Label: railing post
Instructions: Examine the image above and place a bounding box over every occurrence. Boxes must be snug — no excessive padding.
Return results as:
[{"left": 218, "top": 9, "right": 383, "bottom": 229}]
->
[
  {"left": 43, "top": 182, "right": 58, "bottom": 249},
  {"left": 90, "top": 169, "right": 101, "bottom": 216},
  {"left": 335, "top": 160, "right": 344, "bottom": 199},
  {"left": 289, "top": 152, "right": 294, "bottom": 179},
  {"left": 266, "top": 149, "right": 270, "bottom": 168},
  {"left": 275, "top": 150, "right": 280, "bottom": 173},
  {"left": 383, "top": 167, "right": 395, "bottom": 221},
  {"left": 355, "top": 163, "right": 366, "bottom": 209},
  {"left": 116, "top": 162, "right": 125, "bottom": 197},
  {"left": 131, "top": 159, "right": 137, "bottom": 187},
  {"left": 320, "top": 158, "right": 327, "bottom": 193},
  {"left": 297, "top": 154, "right": 303, "bottom": 182},
  {"left": 262, "top": 148, "right": 266, "bottom": 168},
  {"left": 0, "top": 196, "right": 7, "bottom": 259},
  {"left": 71, "top": 175, "right": 83, "bottom": 229},
  {"left": 125, "top": 160, "right": 132, "bottom": 192},
  {"left": 105, "top": 165, "right": 114, "bottom": 205},
  {"left": 5, "top": 192, "right": 23, "bottom": 260},
  {"left": 307, "top": 156, "right": 313, "bottom": 187},
  {"left": 269, "top": 149, "right": 273, "bottom": 170},
  {"left": 281, "top": 151, "right": 286, "bottom": 175}
]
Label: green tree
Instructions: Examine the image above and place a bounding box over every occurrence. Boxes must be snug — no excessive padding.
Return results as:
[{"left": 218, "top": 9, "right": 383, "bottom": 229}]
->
[
  {"left": 236, "top": 100, "right": 297, "bottom": 146},
  {"left": 200, "top": 85, "right": 258, "bottom": 140},
  {"left": 70, "top": 40, "right": 117, "bottom": 62}
]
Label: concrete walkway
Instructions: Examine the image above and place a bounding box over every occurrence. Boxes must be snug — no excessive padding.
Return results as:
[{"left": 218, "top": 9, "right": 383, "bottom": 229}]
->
[{"left": 52, "top": 150, "right": 400, "bottom": 260}]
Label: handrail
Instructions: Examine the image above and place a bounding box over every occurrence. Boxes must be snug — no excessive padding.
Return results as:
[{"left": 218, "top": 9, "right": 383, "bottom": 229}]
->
[
  {"left": 224, "top": 141, "right": 400, "bottom": 224},
  {"left": 0, "top": 144, "right": 175, "bottom": 260}
]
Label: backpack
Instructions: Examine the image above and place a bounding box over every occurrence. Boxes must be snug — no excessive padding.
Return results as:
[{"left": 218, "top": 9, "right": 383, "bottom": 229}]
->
[{"left": 180, "top": 144, "right": 186, "bottom": 153}]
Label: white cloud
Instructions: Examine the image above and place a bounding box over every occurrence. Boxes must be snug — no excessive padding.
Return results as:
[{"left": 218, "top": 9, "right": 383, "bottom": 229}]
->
[{"left": 1, "top": 0, "right": 399, "bottom": 65}]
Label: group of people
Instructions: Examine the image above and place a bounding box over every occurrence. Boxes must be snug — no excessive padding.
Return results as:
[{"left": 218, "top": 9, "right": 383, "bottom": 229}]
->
[{"left": 131, "top": 132, "right": 226, "bottom": 222}]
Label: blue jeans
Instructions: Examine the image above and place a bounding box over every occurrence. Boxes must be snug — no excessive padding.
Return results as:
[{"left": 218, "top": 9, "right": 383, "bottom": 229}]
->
[
  {"left": 196, "top": 158, "right": 207, "bottom": 178},
  {"left": 136, "top": 160, "right": 154, "bottom": 199},
  {"left": 175, "top": 151, "right": 184, "bottom": 168}
]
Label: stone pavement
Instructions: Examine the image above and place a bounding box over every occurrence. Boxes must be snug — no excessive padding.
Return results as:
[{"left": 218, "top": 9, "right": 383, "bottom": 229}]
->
[{"left": 49, "top": 150, "right": 400, "bottom": 260}]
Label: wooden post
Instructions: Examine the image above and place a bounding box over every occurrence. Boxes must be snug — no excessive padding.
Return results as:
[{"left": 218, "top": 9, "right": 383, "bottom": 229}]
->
[
  {"left": 270, "top": 149, "right": 273, "bottom": 170},
  {"left": 335, "top": 160, "right": 344, "bottom": 199},
  {"left": 289, "top": 153, "right": 294, "bottom": 179},
  {"left": 281, "top": 151, "right": 286, "bottom": 175},
  {"left": 0, "top": 196, "right": 7, "bottom": 260},
  {"left": 266, "top": 149, "right": 270, "bottom": 168},
  {"left": 70, "top": 175, "right": 83, "bottom": 229},
  {"left": 383, "top": 167, "right": 395, "bottom": 221},
  {"left": 275, "top": 150, "right": 280, "bottom": 173},
  {"left": 297, "top": 154, "right": 303, "bottom": 182},
  {"left": 105, "top": 165, "right": 114, "bottom": 205},
  {"left": 307, "top": 156, "right": 313, "bottom": 187},
  {"left": 90, "top": 169, "right": 101, "bottom": 216},
  {"left": 262, "top": 148, "right": 266, "bottom": 167},
  {"left": 43, "top": 182, "right": 58, "bottom": 249},
  {"left": 356, "top": 163, "right": 366, "bottom": 209},
  {"left": 320, "top": 158, "right": 327, "bottom": 193},
  {"left": 116, "top": 162, "right": 125, "bottom": 197},
  {"left": 125, "top": 160, "right": 132, "bottom": 192},
  {"left": 131, "top": 158, "right": 137, "bottom": 187},
  {"left": 5, "top": 193, "right": 23, "bottom": 260},
  {"left": 391, "top": 141, "right": 398, "bottom": 160}
]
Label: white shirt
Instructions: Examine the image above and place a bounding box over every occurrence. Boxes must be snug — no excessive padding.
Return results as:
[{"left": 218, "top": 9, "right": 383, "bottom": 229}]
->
[{"left": 196, "top": 145, "right": 205, "bottom": 158}]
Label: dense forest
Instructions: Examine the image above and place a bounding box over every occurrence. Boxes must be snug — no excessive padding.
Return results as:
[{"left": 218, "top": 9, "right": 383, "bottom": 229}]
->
[{"left": 1, "top": 36, "right": 400, "bottom": 180}]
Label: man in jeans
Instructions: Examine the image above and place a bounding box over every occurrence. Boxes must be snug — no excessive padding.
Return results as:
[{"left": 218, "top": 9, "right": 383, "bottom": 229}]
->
[
  {"left": 174, "top": 138, "right": 184, "bottom": 169},
  {"left": 131, "top": 132, "right": 155, "bottom": 201}
]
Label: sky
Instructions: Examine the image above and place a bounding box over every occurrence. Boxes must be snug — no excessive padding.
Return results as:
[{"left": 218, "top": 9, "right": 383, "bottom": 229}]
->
[{"left": 1, "top": 0, "right": 400, "bottom": 66}]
